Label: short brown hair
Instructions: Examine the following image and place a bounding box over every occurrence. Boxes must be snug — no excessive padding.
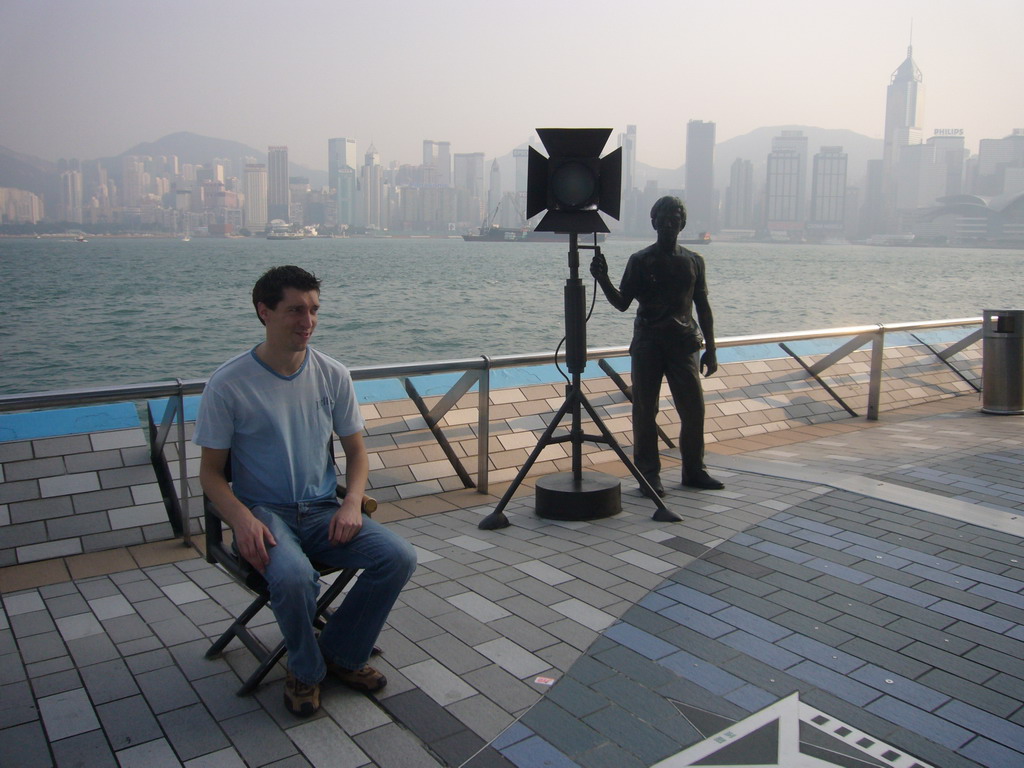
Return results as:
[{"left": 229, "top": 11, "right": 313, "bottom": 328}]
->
[{"left": 252, "top": 265, "right": 321, "bottom": 324}]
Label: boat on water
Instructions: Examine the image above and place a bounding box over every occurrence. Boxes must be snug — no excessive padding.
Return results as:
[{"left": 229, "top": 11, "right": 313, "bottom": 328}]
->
[
  {"left": 462, "top": 225, "right": 605, "bottom": 243},
  {"left": 462, "top": 201, "right": 605, "bottom": 243},
  {"left": 266, "top": 220, "right": 305, "bottom": 241},
  {"left": 680, "top": 232, "right": 712, "bottom": 245}
]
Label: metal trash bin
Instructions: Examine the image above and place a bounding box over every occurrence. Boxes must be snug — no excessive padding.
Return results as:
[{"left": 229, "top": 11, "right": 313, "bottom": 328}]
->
[{"left": 981, "top": 309, "right": 1024, "bottom": 415}]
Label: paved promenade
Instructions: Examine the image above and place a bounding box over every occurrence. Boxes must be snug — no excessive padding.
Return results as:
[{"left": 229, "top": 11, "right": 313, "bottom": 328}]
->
[{"left": 2, "top": 396, "right": 1022, "bottom": 767}]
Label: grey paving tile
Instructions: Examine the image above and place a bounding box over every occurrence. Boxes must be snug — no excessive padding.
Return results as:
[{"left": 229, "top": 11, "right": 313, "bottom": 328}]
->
[
  {"left": 96, "top": 693, "right": 162, "bottom": 751},
  {"left": 114, "top": 737, "right": 183, "bottom": 768},
  {"left": 36, "top": 688, "right": 98, "bottom": 741},
  {"left": 220, "top": 709, "right": 299, "bottom": 767},
  {"left": 838, "top": 636, "right": 932, "bottom": 680},
  {"left": 79, "top": 658, "right": 139, "bottom": 704},
  {"left": 462, "top": 663, "right": 541, "bottom": 714},
  {"left": 102, "top": 613, "right": 155, "bottom": 644},
  {"left": 352, "top": 722, "right": 444, "bottom": 768},
  {"left": 10, "top": 609, "right": 57, "bottom": 638},
  {"left": 136, "top": 664, "right": 200, "bottom": 714},
  {"left": 286, "top": 720, "right": 370, "bottom": 768},
  {"left": 319, "top": 687, "right": 392, "bottom": 736},
  {"left": 0, "top": 680, "right": 36, "bottom": 728},
  {"left": 522, "top": 697, "right": 607, "bottom": 757},
  {"left": 0, "top": 720, "right": 54, "bottom": 768},
  {"left": 181, "top": 746, "right": 248, "bottom": 767},
  {"left": 66, "top": 633, "right": 119, "bottom": 667},
  {"left": 431, "top": 727, "right": 488, "bottom": 767},
  {"left": 866, "top": 695, "right": 974, "bottom": 750},
  {"left": 24, "top": 653, "right": 73, "bottom": 678},
  {"left": 376, "top": 688, "right": 464, "bottom": 749},
  {"left": 19, "top": 630, "right": 67, "bottom": 665},
  {"left": 158, "top": 703, "right": 231, "bottom": 763},
  {"left": 417, "top": 633, "right": 489, "bottom": 676},
  {"left": 29, "top": 668, "right": 81, "bottom": 698},
  {"left": 51, "top": 727, "right": 118, "bottom": 767}
]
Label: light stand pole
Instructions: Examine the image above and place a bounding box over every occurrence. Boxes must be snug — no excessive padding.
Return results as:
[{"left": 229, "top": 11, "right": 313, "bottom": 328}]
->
[{"left": 478, "top": 233, "right": 681, "bottom": 530}]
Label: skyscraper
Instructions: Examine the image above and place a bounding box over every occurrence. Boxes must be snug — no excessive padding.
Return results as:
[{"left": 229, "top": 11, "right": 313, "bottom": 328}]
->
[
  {"left": 423, "top": 140, "right": 452, "bottom": 187},
  {"left": 685, "top": 120, "right": 716, "bottom": 233},
  {"left": 58, "top": 168, "right": 83, "bottom": 224},
  {"left": 724, "top": 158, "right": 754, "bottom": 229},
  {"left": 243, "top": 164, "right": 268, "bottom": 230},
  {"left": 328, "top": 138, "right": 358, "bottom": 228},
  {"left": 809, "top": 146, "right": 848, "bottom": 238},
  {"left": 361, "top": 144, "right": 383, "bottom": 230},
  {"left": 267, "top": 146, "right": 289, "bottom": 222},
  {"left": 453, "top": 152, "right": 485, "bottom": 225},
  {"left": 764, "top": 130, "right": 808, "bottom": 236},
  {"left": 619, "top": 124, "right": 637, "bottom": 195},
  {"left": 328, "top": 138, "right": 357, "bottom": 188},
  {"left": 975, "top": 131, "right": 1024, "bottom": 195},
  {"left": 488, "top": 159, "right": 501, "bottom": 223},
  {"left": 881, "top": 44, "right": 924, "bottom": 230}
]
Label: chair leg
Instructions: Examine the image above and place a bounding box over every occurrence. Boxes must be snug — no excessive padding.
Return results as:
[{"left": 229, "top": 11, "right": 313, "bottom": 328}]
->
[
  {"left": 206, "top": 592, "right": 270, "bottom": 659},
  {"left": 226, "top": 568, "right": 363, "bottom": 695},
  {"left": 237, "top": 639, "right": 288, "bottom": 695}
]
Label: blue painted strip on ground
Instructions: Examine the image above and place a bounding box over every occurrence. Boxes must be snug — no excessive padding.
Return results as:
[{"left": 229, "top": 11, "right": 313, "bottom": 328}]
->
[{"left": 0, "top": 403, "right": 140, "bottom": 442}]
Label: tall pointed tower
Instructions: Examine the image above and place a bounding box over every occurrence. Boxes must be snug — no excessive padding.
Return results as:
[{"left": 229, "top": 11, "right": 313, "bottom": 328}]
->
[{"left": 881, "top": 44, "right": 924, "bottom": 230}]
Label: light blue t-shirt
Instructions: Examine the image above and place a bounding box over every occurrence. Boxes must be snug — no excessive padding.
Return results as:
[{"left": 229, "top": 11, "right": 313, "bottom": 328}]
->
[{"left": 193, "top": 346, "right": 364, "bottom": 507}]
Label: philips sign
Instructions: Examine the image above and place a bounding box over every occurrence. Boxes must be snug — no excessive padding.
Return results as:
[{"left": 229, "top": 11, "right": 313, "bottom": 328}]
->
[{"left": 933, "top": 129, "right": 964, "bottom": 136}]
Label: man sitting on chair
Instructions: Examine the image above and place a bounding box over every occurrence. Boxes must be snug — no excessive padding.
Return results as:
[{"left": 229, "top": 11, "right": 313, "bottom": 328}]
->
[{"left": 194, "top": 265, "right": 416, "bottom": 717}]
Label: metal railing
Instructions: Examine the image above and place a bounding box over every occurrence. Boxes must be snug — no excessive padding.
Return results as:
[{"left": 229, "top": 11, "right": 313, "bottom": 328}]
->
[{"left": 0, "top": 317, "right": 983, "bottom": 541}]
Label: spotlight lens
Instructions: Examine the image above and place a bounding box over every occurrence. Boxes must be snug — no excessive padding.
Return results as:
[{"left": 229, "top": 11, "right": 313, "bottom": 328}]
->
[{"left": 550, "top": 161, "right": 597, "bottom": 209}]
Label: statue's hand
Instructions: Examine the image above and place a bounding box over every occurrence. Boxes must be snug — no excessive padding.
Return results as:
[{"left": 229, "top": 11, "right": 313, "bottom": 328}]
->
[
  {"left": 700, "top": 349, "right": 718, "bottom": 377},
  {"left": 590, "top": 253, "right": 608, "bottom": 280}
]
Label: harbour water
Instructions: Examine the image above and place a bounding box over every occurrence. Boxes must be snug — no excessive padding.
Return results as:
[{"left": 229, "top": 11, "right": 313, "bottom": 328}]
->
[{"left": 0, "top": 235, "right": 1020, "bottom": 395}]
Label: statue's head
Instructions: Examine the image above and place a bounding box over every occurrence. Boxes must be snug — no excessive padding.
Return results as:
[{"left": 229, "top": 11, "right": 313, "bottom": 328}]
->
[{"left": 650, "top": 196, "right": 687, "bottom": 229}]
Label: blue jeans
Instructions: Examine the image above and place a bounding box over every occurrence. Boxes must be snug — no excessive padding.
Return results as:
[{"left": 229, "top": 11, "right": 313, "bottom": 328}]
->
[{"left": 250, "top": 501, "right": 417, "bottom": 686}]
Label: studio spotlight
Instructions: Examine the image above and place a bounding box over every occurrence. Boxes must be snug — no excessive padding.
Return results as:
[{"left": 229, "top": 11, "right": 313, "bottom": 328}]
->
[
  {"left": 527, "top": 128, "right": 622, "bottom": 234},
  {"left": 479, "top": 127, "right": 677, "bottom": 531}
]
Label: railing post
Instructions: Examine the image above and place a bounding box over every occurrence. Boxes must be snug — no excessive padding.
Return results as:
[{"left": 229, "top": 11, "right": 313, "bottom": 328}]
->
[
  {"left": 867, "top": 327, "right": 885, "bottom": 421},
  {"left": 477, "top": 356, "right": 491, "bottom": 494},
  {"left": 175, "top": 379, "right": 191, "bottom": 545}
]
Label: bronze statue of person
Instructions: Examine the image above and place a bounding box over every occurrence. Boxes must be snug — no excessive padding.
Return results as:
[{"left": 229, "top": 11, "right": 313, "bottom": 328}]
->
[{"left": 590, "top": 196, "right": 725, "bottom": 496}]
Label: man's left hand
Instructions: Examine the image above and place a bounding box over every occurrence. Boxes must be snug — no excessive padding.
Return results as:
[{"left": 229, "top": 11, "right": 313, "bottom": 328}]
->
[
  {"left": 328, "top": 498, "right": 363, "bottom": 545},
  {"left": 700, "top": 349, "right": 718, "bottom": 377}
]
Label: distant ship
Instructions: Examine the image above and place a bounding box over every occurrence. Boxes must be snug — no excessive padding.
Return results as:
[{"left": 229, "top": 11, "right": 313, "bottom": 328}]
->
[
  {"left": 462, "top": 202, "right": 605, "bottom": 243},
  {"left": 680, "top": 232, "right": 712, "bottom": 245},
  {"left": 266, "top": 220, "right": 305, "bottom": 240},
  {"left": 462, "top": 225, "right": 604, "bottom": 243}
]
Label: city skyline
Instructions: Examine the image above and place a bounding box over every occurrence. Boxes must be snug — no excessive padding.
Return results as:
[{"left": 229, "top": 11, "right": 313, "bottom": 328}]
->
[{"left": 1, "top": 0, "right": 1021, "bottom": 171}]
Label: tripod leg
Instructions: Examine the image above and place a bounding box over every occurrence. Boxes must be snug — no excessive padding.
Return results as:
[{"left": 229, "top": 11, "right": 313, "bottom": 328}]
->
[
  {"left": 577, "top": 391, "right": 682, "bottom": 523},
  {"left": 478, "top": 392, "right": 576, "bottom": 530}
]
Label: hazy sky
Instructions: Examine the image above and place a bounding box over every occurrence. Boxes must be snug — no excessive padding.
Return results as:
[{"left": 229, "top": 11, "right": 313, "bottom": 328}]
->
[{"left": 2, "top": 0, "right": 1021, "bottom": 171}]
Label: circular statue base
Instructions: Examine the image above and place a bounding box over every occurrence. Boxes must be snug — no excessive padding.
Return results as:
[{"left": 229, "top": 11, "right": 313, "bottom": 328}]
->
[{"left": 535, "top": 471, "right": 621, "bottom": 522}]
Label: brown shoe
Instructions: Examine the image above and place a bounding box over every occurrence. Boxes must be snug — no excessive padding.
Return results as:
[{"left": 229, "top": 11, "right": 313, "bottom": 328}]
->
[
  {"left": 284, "top": 670, "right": 320, "bottom": 717},
  {"left": 326, "top": 662, "right": 387, "bottom": 693}
]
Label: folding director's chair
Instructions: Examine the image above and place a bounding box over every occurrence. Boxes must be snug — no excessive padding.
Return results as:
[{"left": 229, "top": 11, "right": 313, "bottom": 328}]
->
[{"left": 203, "top": 443, "right": 377, "bottom": 695}]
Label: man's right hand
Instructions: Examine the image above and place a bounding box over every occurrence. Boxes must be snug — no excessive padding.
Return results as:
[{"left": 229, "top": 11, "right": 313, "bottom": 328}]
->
[
  {"left": 590, "top": 253, "right": 608, "bottom": 280},
  {"left": 233, "top": 514, "right": 277, "bottom": 574}
]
